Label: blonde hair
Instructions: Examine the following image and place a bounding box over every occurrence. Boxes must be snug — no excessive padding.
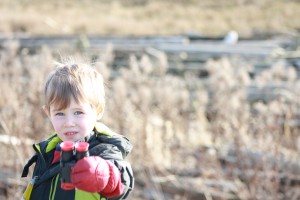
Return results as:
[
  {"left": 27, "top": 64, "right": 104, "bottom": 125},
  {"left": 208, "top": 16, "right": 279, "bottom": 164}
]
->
[{"left": 44, "top": 62, "right": 105, "bottom": 115}]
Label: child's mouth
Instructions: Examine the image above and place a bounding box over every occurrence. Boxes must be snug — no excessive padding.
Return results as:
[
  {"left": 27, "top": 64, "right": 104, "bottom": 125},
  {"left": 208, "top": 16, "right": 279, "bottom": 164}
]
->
[{"left": 65, "top": 132, "right": 77, "bottom": 136}]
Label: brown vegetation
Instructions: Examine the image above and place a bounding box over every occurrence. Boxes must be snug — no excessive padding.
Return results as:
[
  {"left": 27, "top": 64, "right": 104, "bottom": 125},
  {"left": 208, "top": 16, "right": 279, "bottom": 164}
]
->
[
  {"left": 1, "top": 1, "right": 300, "bottom": 199},
  {"left": 0, "top": 37, "right": 299, "bottom": 200},
  {"left": 0, "top": 0, "right": 300, "bottom": 37}
]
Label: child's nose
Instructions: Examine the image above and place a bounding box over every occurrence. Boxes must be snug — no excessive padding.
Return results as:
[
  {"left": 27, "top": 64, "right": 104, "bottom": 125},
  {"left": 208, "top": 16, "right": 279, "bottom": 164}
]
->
[{"left": 64, "top": 117, "right": 75, "bottom": 127}]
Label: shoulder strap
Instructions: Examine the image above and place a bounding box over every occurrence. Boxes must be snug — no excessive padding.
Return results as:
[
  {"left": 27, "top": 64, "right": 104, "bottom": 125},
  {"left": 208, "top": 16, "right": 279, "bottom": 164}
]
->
[
  {"left": 21, "top": 134, "right": 60, "bottom": 178},
  {"left": 34, "top": 164, "right": 60, "bottom": 187},
  {"left": 21, "top": 154, "right": 38, "bottom": 177}
]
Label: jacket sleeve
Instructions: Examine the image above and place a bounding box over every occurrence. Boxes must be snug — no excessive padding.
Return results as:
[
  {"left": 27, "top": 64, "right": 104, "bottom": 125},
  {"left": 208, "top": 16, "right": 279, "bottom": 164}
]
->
[{"left": 89, "top": 136, "right": 134, "bottom": 199}]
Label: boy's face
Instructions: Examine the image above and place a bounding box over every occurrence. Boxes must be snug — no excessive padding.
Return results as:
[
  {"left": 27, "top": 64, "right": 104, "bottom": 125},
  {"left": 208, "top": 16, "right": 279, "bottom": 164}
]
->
[{"left": 46, "top": 98, "right": 99, "bottom": 142}]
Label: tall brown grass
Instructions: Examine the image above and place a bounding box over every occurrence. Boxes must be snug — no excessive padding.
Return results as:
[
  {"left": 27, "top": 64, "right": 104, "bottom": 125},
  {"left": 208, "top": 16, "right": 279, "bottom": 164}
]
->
[
  {"left": 1, "top": 0, "right": 300, "bottom": 37},
  {"left": 0, "top": 41, "right": 299, "bottom": 199}
]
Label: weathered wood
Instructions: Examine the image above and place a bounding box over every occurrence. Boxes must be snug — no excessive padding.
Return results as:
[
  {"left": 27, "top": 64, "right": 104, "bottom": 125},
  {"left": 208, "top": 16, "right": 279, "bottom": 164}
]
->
[
  {"left": 153, "top": 176, "right": 242, "bottom": 200},
  {"left": 156, "top": 44, "right": 276, "bottom": 58},
  {"left": 246, "top": 82, "right": 299, "bottom": 102},
  {"left": 192, "top": 80, "right": 300, "bottom": 108},
  {"left": 218, "top": 146, "right": 300, "bottom": 182},
  {"left": 1, "top": 35, "right": 299, "bottom": 79},
  {"left": 0, "top": 35, "right": 286, "bottom": 58},
  {"left": 0, "top": 35, "right": 187, "bottom": 49}
]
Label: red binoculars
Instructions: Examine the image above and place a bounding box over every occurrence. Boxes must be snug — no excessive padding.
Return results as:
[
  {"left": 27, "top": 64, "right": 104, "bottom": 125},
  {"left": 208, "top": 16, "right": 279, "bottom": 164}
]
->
[{"left": 60, "top": 141, "right": 89, "bottom": 190}]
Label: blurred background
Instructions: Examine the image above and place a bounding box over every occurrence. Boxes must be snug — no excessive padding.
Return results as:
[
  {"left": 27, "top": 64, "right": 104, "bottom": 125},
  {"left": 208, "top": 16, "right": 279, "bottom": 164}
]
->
[{"left": 0, "top": 0, "right": 300, "bottom": 199}]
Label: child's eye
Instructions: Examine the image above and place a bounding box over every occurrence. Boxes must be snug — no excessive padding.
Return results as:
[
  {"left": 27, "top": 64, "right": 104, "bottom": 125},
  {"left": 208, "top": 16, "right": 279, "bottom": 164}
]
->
[
  {"left": 74, "top": 111, "right": 83, "bottom": 115},
  {"left": 55, "top": 112, "right": 64, "bottom": 116}
]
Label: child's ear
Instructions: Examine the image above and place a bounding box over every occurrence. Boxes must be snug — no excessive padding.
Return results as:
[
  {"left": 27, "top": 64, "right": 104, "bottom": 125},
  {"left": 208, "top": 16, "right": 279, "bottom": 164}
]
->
[
  {"left": 42, "top": 105, "right": 50, "bottom": 117},
  {"left": 96, "top": 106, "right": 104, "bottom": 120},
  {"left": 97, "top": 113, "right": 103, "bottom": 120}
]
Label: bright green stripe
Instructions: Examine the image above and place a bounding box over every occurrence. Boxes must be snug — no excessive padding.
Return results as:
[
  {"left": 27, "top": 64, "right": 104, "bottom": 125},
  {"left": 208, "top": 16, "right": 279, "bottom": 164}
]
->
[
  {"left": 34, "top": 144, "right": 41, "bottom": 152},
  {"left": 49, "top": 177, "right": 54, "bottom": 200},
  {"left": 75, "top": 190, "right": 101, "bottom": 200},
  {"left": 46, "top": 135, "right": 62, "bottom": 153},
  {"left": 49, "top": 175, "right": 59, "bottom": 200},
  {"left": 51, "top": 175, "right": 60, "bottom": 200},
  {"left": 95, "top": 122, "right": 113, "bottom": 136}
]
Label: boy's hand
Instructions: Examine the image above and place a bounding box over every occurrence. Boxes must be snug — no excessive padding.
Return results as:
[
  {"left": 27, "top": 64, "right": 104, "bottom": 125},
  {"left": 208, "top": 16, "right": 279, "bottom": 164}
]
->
[{"left": 71, "top": 156, "right": 123, "bottom": 197}]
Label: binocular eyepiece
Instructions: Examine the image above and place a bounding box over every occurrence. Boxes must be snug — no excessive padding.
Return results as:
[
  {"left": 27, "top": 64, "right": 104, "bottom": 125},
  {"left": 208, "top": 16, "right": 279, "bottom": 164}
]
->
[{"left": 60, "top": 141, "right": 89, "bottom": 190}]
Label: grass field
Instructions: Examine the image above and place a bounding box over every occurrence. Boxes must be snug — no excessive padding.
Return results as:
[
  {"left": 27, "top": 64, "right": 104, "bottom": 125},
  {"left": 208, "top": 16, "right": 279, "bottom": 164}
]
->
[
  {"left": 0, "top": 0, "right": 300, "bottom": 37},
  {"left": 0, "top": 1, "right": 300, "bottom": 199}
]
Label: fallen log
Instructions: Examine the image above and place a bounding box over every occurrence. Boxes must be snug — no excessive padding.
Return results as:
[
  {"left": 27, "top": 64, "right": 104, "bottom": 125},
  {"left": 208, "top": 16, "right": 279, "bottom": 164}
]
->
[
  {"left": 152, "top": 176, "right": 243, "bottom": 200},
  {"left": 218, "top": 146, "right": 300, "bottom": 186}
]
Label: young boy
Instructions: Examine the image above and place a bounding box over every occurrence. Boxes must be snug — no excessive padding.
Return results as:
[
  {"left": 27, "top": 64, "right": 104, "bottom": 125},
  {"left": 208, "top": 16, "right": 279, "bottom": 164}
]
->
[{"left": 21, "top": 61, "right": 134, "bottom": 200}]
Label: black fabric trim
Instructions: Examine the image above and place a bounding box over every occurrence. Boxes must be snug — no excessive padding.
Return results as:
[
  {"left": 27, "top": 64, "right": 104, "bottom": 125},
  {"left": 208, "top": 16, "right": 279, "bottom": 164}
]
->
[{"left": 21, "top": 154, "right": 38, "bottom": 177}]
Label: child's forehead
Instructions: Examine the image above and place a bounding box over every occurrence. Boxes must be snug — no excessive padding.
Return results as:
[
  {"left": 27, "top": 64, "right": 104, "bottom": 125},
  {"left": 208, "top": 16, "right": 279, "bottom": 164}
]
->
[{"left": 50, "top": 98, "right": 92, "bottom": 110}]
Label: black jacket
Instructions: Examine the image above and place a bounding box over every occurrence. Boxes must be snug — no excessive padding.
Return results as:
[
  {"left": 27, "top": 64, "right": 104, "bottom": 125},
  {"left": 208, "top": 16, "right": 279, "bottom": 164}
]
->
[{"left": 21, "top": 123, "right": 134, "bottom": 200}]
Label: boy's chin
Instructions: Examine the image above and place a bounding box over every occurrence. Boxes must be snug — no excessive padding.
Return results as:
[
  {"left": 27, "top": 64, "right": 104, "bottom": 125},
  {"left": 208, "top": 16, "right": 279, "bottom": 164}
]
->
[
  {"left": 60, "top": 131, "right": 94, "bottom": 142},
  {"left": 61, "top": 136, "right": 80, "bottom": 142}
]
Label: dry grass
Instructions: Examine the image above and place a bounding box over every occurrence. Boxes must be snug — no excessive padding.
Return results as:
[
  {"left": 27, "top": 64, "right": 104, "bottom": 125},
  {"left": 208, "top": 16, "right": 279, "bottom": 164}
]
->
[
  {"left": 0, "top": 0, "right": 300, "bottom": 37},
  {"left": 0, "top": 39, "right": 299, "bottom": 199},
  {"left": 0, "top": 0, "right": 300, "bottom": 199}
]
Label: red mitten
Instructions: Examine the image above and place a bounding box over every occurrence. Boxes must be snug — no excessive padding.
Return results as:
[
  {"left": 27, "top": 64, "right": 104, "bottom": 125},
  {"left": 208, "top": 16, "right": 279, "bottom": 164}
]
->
[
  {"left": 100, "top": 160, "right": 124, "bottom": 198},
  {"left": 71, "top": 156, "right": 123, "bottom": 197}
]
